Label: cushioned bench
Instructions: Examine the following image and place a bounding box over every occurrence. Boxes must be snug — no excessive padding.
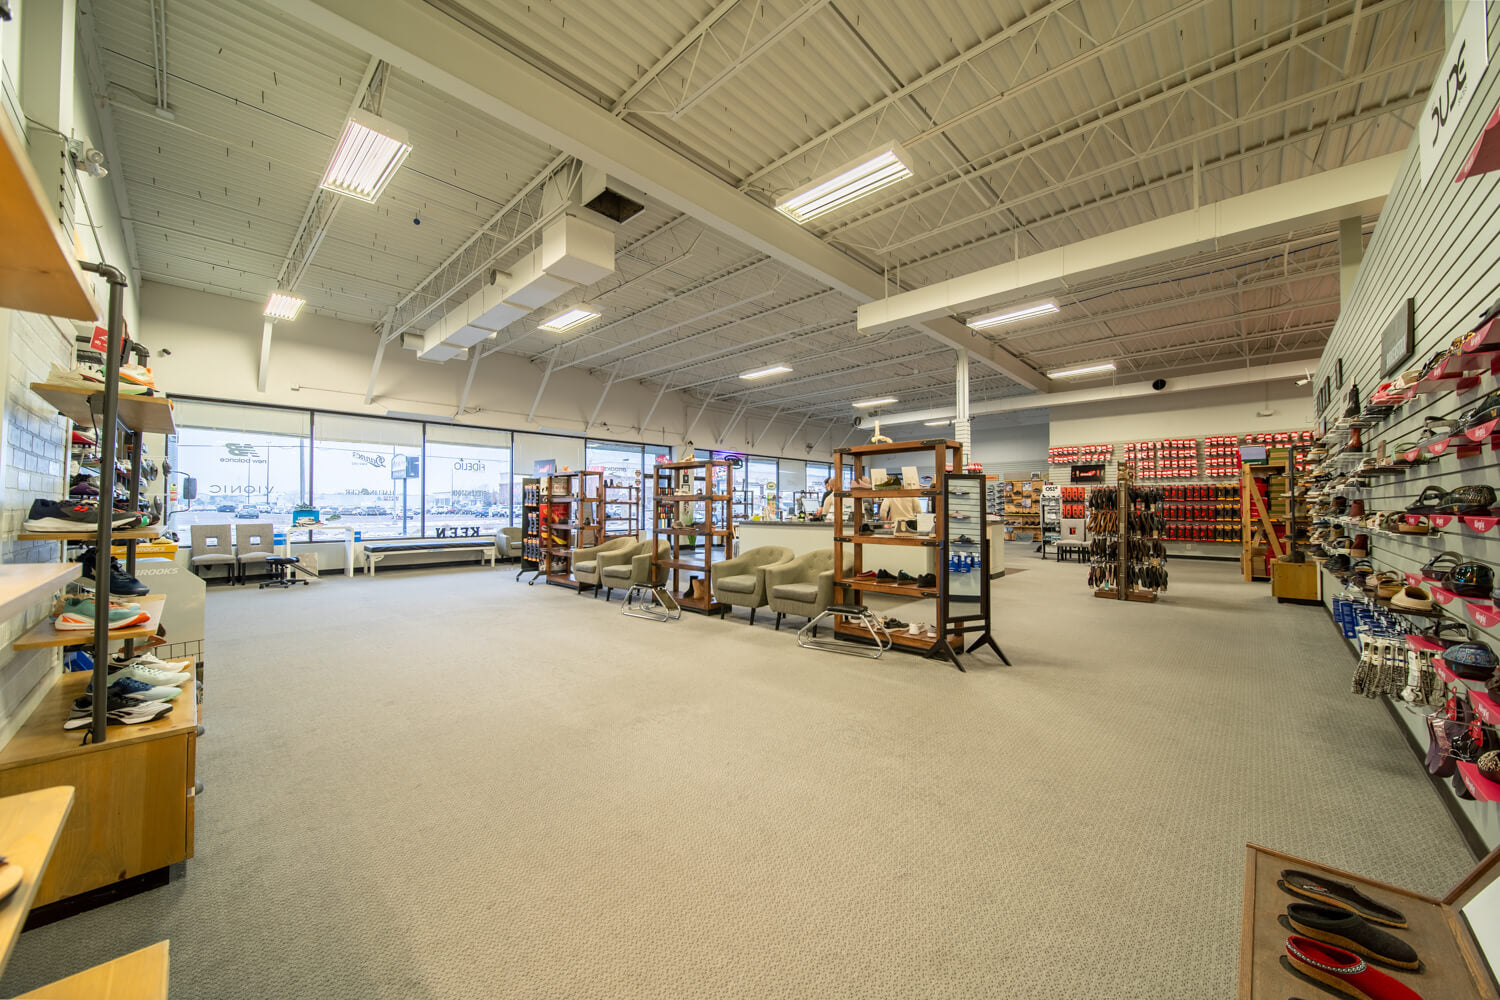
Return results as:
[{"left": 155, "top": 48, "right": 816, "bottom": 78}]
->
[{"left": 361, "top": 537, "right": 497, "bottom": 575}]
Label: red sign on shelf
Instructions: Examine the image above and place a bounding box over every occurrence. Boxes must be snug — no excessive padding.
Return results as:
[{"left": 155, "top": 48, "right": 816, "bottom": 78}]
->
[
  {"left": 1431, "top": 585, "right": 1459, "bottom": 606},
  {"left": 89, "top": 325, "right": 109, "bottom": 351},
  {"left": 1470, "top": 691, "right": 1500, "bottom": 727},
  {"left": 1430, "top": 514, "right": 1455, "bottom": 529},
  {"left": 1458, "top": 762, "right": 1500, "bottom": 802},
  {"left": 1469, "top": 602, "right": 1500, "bottom": 628},
  {"left": 1406, "top": 634, "right": 1445, "bottom": 653},
  {"left": 1434, "top": 657, "right": 1460, "bottom": 684},
  {"left": 1461, "top": 514, "right": 1500, "bottom": 533}
]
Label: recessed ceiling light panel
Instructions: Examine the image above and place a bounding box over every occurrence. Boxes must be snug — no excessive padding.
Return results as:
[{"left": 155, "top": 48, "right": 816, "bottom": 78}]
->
[
  {"left": 320, "top": 109, "right": 412, "bottom": 203},
  {"left": 776, "top": 144, "right": 914, "bottom": 224},
  {"left": 264, "top": 291, "right": 305, "bottom": 320},
  {"left": 967, "top": 300, "right": 1059, "bottom": 329},
  {"left": 538, "top": 306, "right": 601, "bottom": 333}
]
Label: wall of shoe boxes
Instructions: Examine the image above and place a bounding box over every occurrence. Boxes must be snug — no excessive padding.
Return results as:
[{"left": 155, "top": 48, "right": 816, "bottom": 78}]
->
[
  {"left": 1042, "top": 430, "right": 1313, "bottom": 554},
  {"left": 1308, "top": 27, "right": 1500, "bottom": 850}
]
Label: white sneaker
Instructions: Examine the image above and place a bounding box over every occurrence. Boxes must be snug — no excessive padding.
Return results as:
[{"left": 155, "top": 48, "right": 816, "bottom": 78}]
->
[
  {"left": 925, "top": 625, "right": 938, "bottom": 639},
  {"left": 906, "top": 623, "right": 922, "bottom": 637},
  {"left": 113, "top": 651, "right": 192, "bottom": 673},
  {"left": 110, "top": 662, "right": 192, "bottom": 686}
]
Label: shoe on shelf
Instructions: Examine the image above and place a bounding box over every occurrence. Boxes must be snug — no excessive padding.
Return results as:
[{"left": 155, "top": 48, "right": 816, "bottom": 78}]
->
[
  {"left": 108, "top": 660, "right": 191, "bottom": 686},
  {"left": 950, "top": 511, "right": 971, "bottom": 520},
  {"left": 70, "top": 430, "right": 95, "bottom": 447},
  {"left": 54, "top": 597, "right": 149, "bottom": 630},
  {"left": 118, "top": 364, "right": 157, "bottom": 392},
  {"left": 1284, "top": 902, "right": 1420, "bottom": 971},
  {"left": 855, "top": 569, "right": 878, "bottom": 579},
  {"left": 86, "top": 675, "right": 179, "bottom": 702},
  {"left": 880, "top": 617, "right": 906, "bottom": 631},
  {"left": 111, "top": 650, "right": 191, "bottom": 672},
  {"left": 896, "top": 570, "right": 919, "bottom": 584},
  {"left": 916, "top": 573, "right": 937, "bottom": 588},
  {"left": 906, "top": 623, "right": 922, "bottom": 637},
  {"left": 63, "top": 695, "right": 172, "bottom": 730},
  {"left": 925, "top": 624, "right": 938, "bottom": 638},
  {"left": 76, "top": 548, "right": 149, "bottom": 596},
  {"left": 1283, "top": 936, "right": 1421, "bottom": 1000},
  {"left": 23, "top": 498, "right": 144, "bottom": 532},
  {"left": 872, "top": 475, "right": 904, "bottom": 490},
  {"left": 956, "top": 534, "right": 976, "bottom": 545},
  {"left": 875, "top": 569, "right": 898, "bottom": 583}
]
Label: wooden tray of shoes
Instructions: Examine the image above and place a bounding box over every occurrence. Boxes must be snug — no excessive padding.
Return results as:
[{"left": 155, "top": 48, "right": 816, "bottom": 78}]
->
[{"left": 1239, "top": 843, "right": 1500, "bottom": 999}]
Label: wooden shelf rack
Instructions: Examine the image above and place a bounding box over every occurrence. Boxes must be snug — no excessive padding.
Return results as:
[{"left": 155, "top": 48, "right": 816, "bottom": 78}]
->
[{"left": 651, "top": 459, "right": 733, "bottom": 613}]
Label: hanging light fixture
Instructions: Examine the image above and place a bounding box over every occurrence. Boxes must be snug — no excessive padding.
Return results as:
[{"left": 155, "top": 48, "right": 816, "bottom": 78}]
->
[
  {"left": 966, "top": 301, "right": 1059, "bottom": 329},
  {"left": 264, "top": 291, "right": 305, "bottom": 320},
  {"left": 776, "top": 143, "right": 914, "bottom": 224},
  {"left": 319, "top": 110, "right": 412, "bottom": 203}
]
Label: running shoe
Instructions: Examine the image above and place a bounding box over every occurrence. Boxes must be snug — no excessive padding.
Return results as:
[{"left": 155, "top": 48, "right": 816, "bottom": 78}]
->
[
  {"left": 111, "top": 650, "right": 193, "bottom": 673},
  {"left": 77, "top": 548, "right": 149, "bottom": 596},
  {"left": 86, "top": 675, "right": 179, "bottom": 701},
  {"left": 118, "top": 364, "right": 157, "bottom": 391},
  {"left": 55, "top": 596, "right": 150, "bottom": 630},
  {"left": 64, "top": 695, "right": 172, "bottom": 730},
  {"left": 109, "top": 661, "right": 192, "bottom": 686},
  {"left": 23, "top": 498, "right": 145, "bottom": 532}
]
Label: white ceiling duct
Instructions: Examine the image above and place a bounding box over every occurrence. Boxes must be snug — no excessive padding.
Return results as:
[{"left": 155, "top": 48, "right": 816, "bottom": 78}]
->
[{"left": 415, "top": 213, "right": 615, "bottom": 360}]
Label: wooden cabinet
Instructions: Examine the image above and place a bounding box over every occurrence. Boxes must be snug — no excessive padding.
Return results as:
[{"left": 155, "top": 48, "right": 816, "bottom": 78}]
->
[{"left": 0, "top": 672, "right": 196, "bottom": 907}]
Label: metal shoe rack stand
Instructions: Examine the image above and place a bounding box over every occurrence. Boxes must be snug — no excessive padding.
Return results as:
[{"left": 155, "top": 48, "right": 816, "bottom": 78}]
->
[
  {"left": 23, "top": 263, "right": 166, "bottom": 744},
  {"left": 1090, "top": 463, "right": 1162, "bottom": 603},
  {"left": 517, "top": 476, "right": 541, "bottom": 583}
]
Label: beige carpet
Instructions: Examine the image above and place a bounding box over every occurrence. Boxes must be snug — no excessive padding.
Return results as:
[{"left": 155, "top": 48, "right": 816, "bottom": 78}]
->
[{"left": 0, "top": 548, "right": 1474, "bottom": 998}]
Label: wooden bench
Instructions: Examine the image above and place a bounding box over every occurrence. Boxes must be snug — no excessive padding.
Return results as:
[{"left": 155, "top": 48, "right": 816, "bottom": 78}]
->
[{"left": 361, "top": 537, "right": 497, "bottom": 575}]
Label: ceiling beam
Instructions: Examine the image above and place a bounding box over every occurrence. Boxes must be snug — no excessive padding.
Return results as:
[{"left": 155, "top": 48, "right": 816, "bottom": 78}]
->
[
  {"left": 858, "top": 153, "right": 1401, "bottom": 334},
  {"left": 869, "top": 361, "right": 1314, "bottom": 426},
  {"left": 261, "top": 0, "right": 1050, "bottom": 393}
]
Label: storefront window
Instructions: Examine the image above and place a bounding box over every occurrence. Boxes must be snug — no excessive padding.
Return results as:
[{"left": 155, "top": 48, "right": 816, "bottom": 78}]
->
[
  {"left": 424, "top": 425, "right": 512, "bottom": 537},
  {"left": 167, "top": 401, "right": 310, "bottom": 536},
  {"left": 312, "top": 414, "right": 423, "bottom": 538},
  {"left": 745, "top": 457, "right": 778, "bottom": 518},
  {"left": 587, "top": 440, "right": 645, "bottom": 532}
]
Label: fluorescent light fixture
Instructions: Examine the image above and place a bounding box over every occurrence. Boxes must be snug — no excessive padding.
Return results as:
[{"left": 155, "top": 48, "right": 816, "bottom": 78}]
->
[
  {"left": 1046, "top": 361, "right": 1117, "bottom": 379},
  {"left": 538, "top": 306, "right": 601, "bottom": 333},
  {"left": 923, "top": 418, "right": 953, "bottom": 426},
  {"left": 264, "top": 291, "right": 305, "bottom": 321},
  {"left": 967, "top": 300, "right": 1059, "bottom": 329},
  {"left": 852, "top": 397, "right": 899, "bottom": 408},
  {"left": 739, "top": 365, "right": 792, "bottom": 380},
  {"left": 776, "top": 143, "right": 914, "bottom": 224},
  {"left": 319, "top": 109, "right": 412, "bottom": 203}
]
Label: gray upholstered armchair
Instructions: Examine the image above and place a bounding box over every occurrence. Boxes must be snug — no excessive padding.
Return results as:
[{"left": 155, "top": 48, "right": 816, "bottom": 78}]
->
[
  {"left": 570, "top": 535, "right": 638, "bottom": 594},
  {"left": 598, "top": 538, "right": 668, "bottom": 600},
  {"left": 711, "top": 544, "right": 793, "bottom": 624},
  {"left": 765, "top": 548, "right": 852, "bottom": 630},
  {"left": 497, "top": 527, "right": 523, "bottom": 562}
]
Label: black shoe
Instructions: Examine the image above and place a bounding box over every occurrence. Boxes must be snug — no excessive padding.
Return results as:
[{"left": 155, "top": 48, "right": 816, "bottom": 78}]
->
[
  {"left": 22, "top": 498, "right": 141, "bottom": 532},
  {"left": 858, "top": 523, "right": 876, "bottom": 535},
  {"left": 876, "top": 569, "right": 898, "bottom": 583},
  {"left": 916, "top": 573, "right": 937, "bottom": 588},
  {"left": 956, "top": 534, "right": 976, "bottom": 545},
  {"left": 896, "top": 571, "right": 918, "bottom": 584},
  {"left": 76, "top": 548, "right": 150, "bottom": 596}
]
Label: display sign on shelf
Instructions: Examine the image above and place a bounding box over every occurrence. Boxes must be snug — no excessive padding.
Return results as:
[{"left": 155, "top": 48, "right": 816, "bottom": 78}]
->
[
  {"left": 1070, "top": 464, "right": 1105, "bottom": 483},
  {"left": 1381, "top": 298, "right": 1416, "bottom": 376},
  {"left": 1418, "top": 0, "right": 1490, "bottom": 185}
]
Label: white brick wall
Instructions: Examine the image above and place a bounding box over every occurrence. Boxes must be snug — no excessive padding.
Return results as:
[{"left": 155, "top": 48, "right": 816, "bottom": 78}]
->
[{"left": 0, "top": 307, "right": 75, "bottom": 748}]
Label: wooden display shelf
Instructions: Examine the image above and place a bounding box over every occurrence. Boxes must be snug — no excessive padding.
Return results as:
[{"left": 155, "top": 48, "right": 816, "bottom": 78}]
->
[
  {"left": 15, "top": 527, "right": 162, "bottom": 542},
  {"left": 0, "top": 563, "right": 80, "bottom": 621},
  {"left": 0, "top": 668, "right": 196, "bottom": 770},
  {"left": 16, "top": 940, "right": 169, "bottom": 1000},
  {"left": 29, "top": 384, "right": 176, "bottom": 435},
  {"left": 837, "top": 488, "right": 940, "bottom": 499},
  {"left": 836, "top": 577, "right": 938, "bottom": 599},
  {"left": 834, "top": 620, "right": 960, "bottom": 650},
  {"left": 834, "top": 438, "right": 956, "bottom": 457},
  {"left": 12, "top": 594, "right": 164, "bottom": 651},
  {"left": 833, "top": 534, "right": 938, "bottom": 546},
  {"left": 1238, "top": 842, "right": 1497, "bottom": 999},
  {"left": 0, "top": 110, "right": 100, "bottom": 321},
  {"left": 654, "top": 493, "right": 730, "bottom": 502},
  {"left": 0, "top": 786, "right": 73, "bottom": 974},
  {"left": 1092, "top": 588, "right": 1159, "bottom": 603}
]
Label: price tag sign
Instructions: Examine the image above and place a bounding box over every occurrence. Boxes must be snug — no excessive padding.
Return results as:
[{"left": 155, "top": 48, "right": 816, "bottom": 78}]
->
[
  {"left": 90, "top": 325, "right": 109, "bottom": 351},
  {"left": 1419, "top": 0, "right": 1490, "bottom": 185}
]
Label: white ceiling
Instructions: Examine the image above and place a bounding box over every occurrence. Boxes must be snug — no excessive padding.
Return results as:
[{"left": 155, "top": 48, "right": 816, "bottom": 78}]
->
[{"left": 84, "top": 0, "right": 1445, "bottom": 421}]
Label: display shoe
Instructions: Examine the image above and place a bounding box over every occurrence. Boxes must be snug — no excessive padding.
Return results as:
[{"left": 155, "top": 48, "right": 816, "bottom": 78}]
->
[
  {"left": 23, "top": 498, "right": 145, "bottom": 532},
  {"left": 896, "top": 571, "right": 919, "bottom": 585},
  {"left": 856, "top": 569, "right": 878, "bottom": 579},
  {"left": 916, "top": 572, "right": 937, "bottom": 588},
  {"left": 54, "top": 597, "right": 149, "bottom": 630},
  {"left": 906, "top": 623, "right": 922, "bottom": 637},
  {"left": 1347, "top": 426, "right": 1363, "bottom": 453},
  {"left": 875, "top": 569, "right": 898, "bottom": 583},
  {"left": 925, "top": 624, "right": 937, "bottom": 638},
  {"left": 956, "top": 534, "right": 976, "bottom": 545},
  {"left": 1278, "top": 870, "right": 1408, "bottom": 928},
  {"left": 108, "top": 661, "right": 192, "bottom": 686},
  {"left": 63, "top": 696, "right": 172, "bottom": 730},
  {"left": 1283, "top": 903, "right": 1420, "bottom": 971},
  {"left": 76, "top": 548, "right": 149, "bottom": 596},
  {"left": 880, "top": 617, "right": 906, "bottom": 631},
  {"left": 111, "top": 650, "right": 192, "bottom": 673},
  {"left": 1281, "top": 936, "right": 1422, "bottom": 1000},
  {"left": 86, "top": 675, "right": 180, "bottom": 701}
]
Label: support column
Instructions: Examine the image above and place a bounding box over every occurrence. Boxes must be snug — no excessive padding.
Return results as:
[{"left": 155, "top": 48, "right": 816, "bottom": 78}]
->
[
  {"left": 954, "top": 349, "right": 972, "bottom": 469},
  {"left": 1338, "top": 217, "right": 1364, "bottom": 303},
  {"left": 257, "top": 319, "right": 273, "bottom": 393}
]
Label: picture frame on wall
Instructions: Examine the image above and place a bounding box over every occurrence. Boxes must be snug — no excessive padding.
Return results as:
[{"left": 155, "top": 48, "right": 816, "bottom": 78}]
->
[{"left": 1336, "top": 357, "right": 1344, "bottom": 387}]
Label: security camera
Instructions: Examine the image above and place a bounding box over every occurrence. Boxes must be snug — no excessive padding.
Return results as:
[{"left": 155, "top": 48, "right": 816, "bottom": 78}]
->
[
  {"left": 1151, "top": 378, "right": 1167, "bottom": 391},
  {"left": 67, "top": 140, "right": 107, "bottom": 178}
]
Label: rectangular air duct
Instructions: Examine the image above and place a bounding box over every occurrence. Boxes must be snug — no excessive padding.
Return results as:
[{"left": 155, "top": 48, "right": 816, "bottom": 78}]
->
[{"left": 415, "top": 213, "right": 615, "bottom": 361}]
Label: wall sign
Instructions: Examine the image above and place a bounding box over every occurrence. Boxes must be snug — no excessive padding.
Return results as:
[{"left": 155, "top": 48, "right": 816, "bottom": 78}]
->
[
  {"left": 1381, "top": 297, "right": 1416, "bottom": 377},
  {"left": 1420, "top": 0, "right": 1491, "bottom": 185},
  {"left": 1070, "top": 464, "right": 1105, "bottom": 483}
]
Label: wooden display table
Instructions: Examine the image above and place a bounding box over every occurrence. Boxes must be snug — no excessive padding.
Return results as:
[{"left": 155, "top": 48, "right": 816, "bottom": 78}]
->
[
  {"left": 1240, "top": 842, "right": 1500, "bottom": 998},
  {"left": 16, "top": 940, "right": 169, "bottom": 999},
  {"left": 0, "top": 787, "right": 73, "bottom": 972}
]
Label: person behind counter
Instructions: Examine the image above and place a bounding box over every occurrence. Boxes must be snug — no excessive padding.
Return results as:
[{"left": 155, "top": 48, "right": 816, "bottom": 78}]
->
[{"left": 814, "top": 477, "right": 836, "bottom": 519}]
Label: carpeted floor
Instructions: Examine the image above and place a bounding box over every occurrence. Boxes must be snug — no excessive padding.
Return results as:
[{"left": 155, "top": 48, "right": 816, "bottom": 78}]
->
[{"left": 0, "top": 547, "right": 1476, "bottom": 998}]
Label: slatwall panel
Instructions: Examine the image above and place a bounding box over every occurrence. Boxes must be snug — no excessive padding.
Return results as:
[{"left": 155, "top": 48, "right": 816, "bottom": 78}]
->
[{"left": 1313, "top": 4, "right": 1500, "bottom": 849}]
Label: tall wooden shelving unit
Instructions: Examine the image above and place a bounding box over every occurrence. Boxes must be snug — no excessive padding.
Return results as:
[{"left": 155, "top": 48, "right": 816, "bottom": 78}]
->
[
  {"left": 540, "top": 472, "right": 599, "bottom": 589},
  {"left": 650, "top": 459, "right": 733, "bottom": 614},
  {"left": 603, "top": 481, "right": 640, "bottom": 539},
  {"left": 1239, "top": 459, "right": 1298, "bottom": 581},
  {"left": 832, "top": 439, "right": 1004, "bottom": 669}
]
